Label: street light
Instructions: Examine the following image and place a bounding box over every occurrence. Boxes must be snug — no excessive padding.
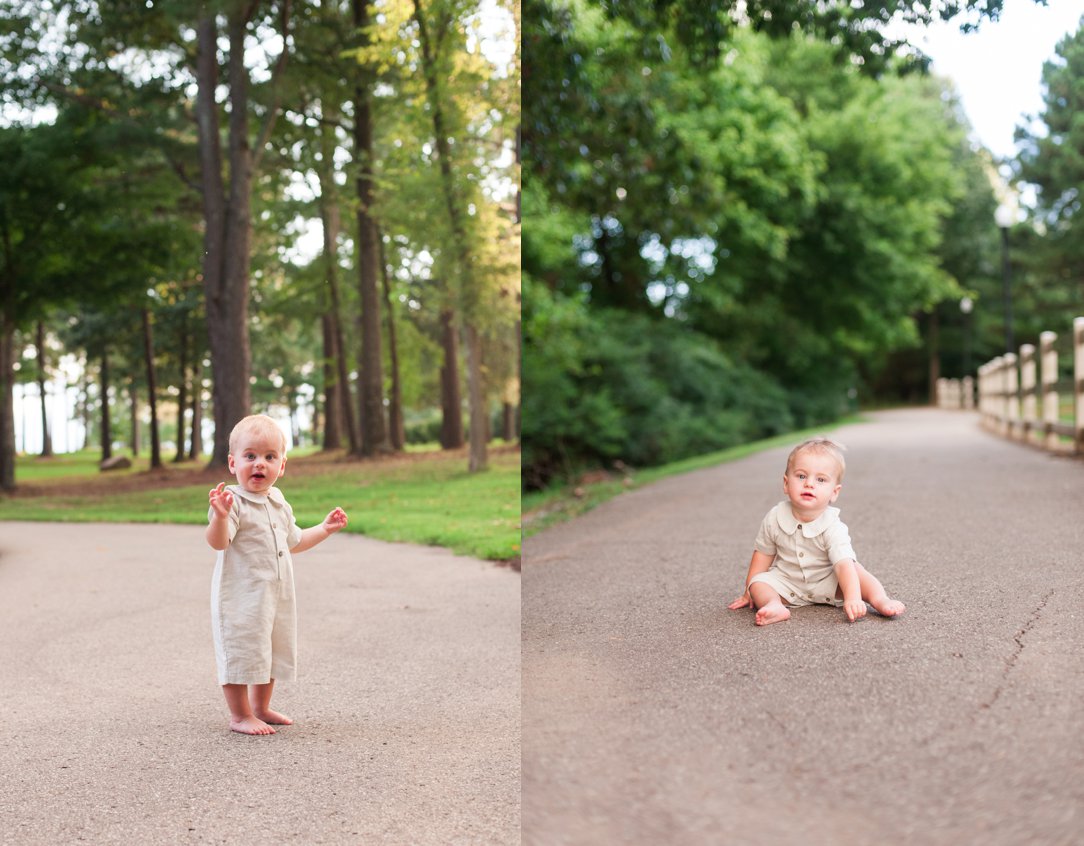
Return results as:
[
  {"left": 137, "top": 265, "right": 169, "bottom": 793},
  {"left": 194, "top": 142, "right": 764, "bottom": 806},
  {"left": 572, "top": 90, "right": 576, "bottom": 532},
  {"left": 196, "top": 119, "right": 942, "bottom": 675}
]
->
[
  {"left": 995, "top": 203, "right": 1015, "bottom": 354},
  {"left": 960, "top": 296, "right": 973, "bottom": 376}
]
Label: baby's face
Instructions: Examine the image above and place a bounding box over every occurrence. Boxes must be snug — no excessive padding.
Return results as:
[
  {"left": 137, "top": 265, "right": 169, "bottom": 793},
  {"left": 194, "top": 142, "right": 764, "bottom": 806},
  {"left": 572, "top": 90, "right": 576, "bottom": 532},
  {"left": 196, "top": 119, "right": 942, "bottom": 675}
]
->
[
  {"left": 783, "top": 450, "right": 842, "bottom": 518},
  {"left": 228, "top": 433, "right": 287, "bottom": 494}
]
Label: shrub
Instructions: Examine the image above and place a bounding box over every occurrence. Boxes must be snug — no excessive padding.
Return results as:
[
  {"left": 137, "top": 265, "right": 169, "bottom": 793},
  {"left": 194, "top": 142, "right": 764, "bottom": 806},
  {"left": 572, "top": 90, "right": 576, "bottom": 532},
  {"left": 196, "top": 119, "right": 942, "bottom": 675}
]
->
[{"left": 523, "top": 280, "right": 801, "bottom": 489}]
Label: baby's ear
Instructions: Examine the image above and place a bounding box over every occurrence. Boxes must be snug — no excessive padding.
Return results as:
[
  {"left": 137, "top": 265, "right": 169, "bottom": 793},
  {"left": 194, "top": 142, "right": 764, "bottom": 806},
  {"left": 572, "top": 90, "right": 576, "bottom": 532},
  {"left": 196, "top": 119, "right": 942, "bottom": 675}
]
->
[{"left": 280, "top": 455, "right": 287, "bottom": 476}]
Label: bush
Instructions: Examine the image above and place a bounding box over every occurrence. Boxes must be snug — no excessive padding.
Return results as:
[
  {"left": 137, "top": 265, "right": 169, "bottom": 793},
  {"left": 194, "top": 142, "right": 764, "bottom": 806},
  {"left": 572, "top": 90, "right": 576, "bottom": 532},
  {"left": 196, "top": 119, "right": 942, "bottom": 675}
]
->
[
  {"left": 404, "top": 410, "right": 444, "bottom": 445},
  {"left": 522, "top": 279, "right": 800, "bottom": 489}
]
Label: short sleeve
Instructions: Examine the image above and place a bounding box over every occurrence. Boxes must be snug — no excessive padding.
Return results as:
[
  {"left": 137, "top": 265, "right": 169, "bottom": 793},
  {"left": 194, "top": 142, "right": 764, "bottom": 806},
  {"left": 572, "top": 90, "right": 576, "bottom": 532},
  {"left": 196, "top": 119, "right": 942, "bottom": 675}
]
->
[
  {"left": 207, "top": 495, "right": 241, "bottom": 542},
  {"left": 753, "top": 510, "right": 777, "bottom": 556},
  {"left": 284, "top": 504, "right": 303, "bottom": 550},
  {"left": 824, "top": 519, "right": 856, "bottom": 565}
]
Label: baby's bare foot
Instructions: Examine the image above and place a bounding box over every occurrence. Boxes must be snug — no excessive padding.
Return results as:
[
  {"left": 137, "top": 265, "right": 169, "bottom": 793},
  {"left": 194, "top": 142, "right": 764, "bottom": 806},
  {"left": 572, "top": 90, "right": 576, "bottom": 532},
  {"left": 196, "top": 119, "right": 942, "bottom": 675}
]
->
[
  {"left": 755, "top": 602, "right": 791, "bottom": 626},
  {"left": 253, "top": 709, "right": 293, "bottom": 726},
  {"left": 230, "top": 716, "right": 276, "bottom": 735},
  {"left": 871, "top": 597, "right": 906, "bottom": 617}
]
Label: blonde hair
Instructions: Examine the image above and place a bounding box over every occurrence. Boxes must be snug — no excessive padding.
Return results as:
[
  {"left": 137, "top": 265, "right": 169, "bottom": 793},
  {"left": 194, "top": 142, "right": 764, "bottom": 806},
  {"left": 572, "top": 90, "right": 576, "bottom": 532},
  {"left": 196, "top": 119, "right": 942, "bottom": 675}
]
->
[
  {"left": 786, "top": 437, "right": 846, "bottom": 481},
  {"left": 229, "top": 414, "right": 288, "bottom": 455}
]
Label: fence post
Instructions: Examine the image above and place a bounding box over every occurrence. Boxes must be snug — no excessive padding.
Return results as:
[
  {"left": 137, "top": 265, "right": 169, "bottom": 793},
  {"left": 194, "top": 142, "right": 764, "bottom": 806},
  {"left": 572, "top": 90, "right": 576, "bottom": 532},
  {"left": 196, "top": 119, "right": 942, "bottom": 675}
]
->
[
  {"left": 962, "top": 375, "right": 974, "bottom": 410},
  {"left": 1040, "top": 331, "right": 1059, "bottom": 450},
  {"left": 1004, "top": 353, "right": 1019, "bottom": 437},
  {"left": 980, "top": 361, "right": 993, "bottom": 422},
  {"left": 989, "top": 356, "right": 1004, "bottom": 430},
  {"left": 1075, "top": 317, "right": 1084, "bottom": 452},
  {"left": 1020, "top": 343, "right": 1036, "bottom": 442}
]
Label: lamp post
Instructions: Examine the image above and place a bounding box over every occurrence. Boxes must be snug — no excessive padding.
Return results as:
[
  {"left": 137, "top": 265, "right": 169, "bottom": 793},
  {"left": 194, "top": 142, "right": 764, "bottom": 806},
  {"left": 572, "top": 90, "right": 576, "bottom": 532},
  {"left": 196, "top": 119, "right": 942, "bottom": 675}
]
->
[
  {"left": 960, "top": 296, "right": 973, "bottom": 376},
  {"left": 995, "top": 204, "right": 1015, "bottom": 354}
]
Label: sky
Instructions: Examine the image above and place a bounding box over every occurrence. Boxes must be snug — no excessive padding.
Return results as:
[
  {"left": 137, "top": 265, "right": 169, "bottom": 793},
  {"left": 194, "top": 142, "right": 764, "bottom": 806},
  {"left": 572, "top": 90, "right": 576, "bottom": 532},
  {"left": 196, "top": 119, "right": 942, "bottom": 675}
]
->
[{"left": 894, "top": 0, "right": 1084, "bottom": 160}]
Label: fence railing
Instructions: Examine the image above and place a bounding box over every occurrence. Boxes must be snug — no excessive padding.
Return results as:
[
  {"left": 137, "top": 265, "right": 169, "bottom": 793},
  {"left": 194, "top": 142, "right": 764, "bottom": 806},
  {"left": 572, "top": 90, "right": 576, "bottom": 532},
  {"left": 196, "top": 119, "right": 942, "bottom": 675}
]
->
[{"left": 943, "top": 316, "right": 1084, "bottom": 454}]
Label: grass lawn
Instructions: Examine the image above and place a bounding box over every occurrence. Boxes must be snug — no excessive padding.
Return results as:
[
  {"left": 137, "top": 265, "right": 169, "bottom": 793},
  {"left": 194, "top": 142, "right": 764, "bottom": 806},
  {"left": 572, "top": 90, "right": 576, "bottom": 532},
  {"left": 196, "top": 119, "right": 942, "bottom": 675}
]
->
[
  {"left": 2, "top": 447, "right": 521, "bottom": 563},
  {"left": 522, "top": 417, "right": 865, "bottom": 537}
]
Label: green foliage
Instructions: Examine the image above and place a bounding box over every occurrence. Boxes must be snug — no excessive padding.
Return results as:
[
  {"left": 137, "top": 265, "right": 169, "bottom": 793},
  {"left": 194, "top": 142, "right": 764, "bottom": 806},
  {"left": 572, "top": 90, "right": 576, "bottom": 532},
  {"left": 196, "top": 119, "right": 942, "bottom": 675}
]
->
[
  {"left": 523, "top": 4, "right": 998, "bottom": 488},
  {"left": 1018, "top": 24, "right": 1084, "bottom": 244},
  {"left": 1015, "top": 21, "right": 1084, "bottom": 338},
  {"left": 522, "top": 277, "right": 796, "bottom": 488},
  {"left": 591, "top": 0, "right": 1010, "bottom": 73},
  {"left": 405, "top": 408, "right": 445, "bottom": 444}
]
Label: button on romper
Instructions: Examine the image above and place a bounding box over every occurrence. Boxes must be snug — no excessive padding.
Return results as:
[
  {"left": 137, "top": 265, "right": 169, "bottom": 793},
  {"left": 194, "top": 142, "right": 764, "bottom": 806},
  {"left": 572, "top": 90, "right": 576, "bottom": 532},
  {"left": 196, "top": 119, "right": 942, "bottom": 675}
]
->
[{"left": 209, "top": 485, "right": 304, "bottom": 685}]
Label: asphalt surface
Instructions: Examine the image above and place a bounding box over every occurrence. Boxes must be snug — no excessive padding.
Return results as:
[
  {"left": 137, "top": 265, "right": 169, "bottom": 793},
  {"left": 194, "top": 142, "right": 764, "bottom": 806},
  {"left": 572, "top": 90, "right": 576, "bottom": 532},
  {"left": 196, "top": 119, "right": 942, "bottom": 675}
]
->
[
  {"left": 523, "top": 408, "right": 1084, "bottom": 846},
  {"left": 0, "top": 523, "right": 520, "bottom": 845}
]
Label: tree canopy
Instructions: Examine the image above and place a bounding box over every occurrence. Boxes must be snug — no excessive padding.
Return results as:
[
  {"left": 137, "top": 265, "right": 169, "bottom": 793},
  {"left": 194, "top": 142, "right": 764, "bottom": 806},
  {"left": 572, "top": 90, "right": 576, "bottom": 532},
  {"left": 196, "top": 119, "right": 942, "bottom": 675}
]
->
[
  {"left": 522, "top": 0, "right": 1041, "bottom": 488},
  {"left": 0, "top": 0, "right": 519, "bottom": 490}
]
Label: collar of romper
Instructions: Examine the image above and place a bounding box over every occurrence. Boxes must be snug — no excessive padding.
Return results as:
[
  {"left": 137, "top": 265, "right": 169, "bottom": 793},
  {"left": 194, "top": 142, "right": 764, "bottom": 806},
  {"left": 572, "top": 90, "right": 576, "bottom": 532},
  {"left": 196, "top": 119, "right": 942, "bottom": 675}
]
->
[
  {"left": 776, "top": 502, "right": 839, "bottom": 538},
  {"left": 228, "top": 484, "right": 287, "bottom": 506}
]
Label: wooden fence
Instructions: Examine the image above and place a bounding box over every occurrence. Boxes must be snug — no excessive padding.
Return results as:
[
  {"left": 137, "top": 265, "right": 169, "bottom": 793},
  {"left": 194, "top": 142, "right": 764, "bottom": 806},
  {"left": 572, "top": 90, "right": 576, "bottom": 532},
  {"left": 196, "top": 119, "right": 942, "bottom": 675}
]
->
[{"left": 939, "top": 316, "right": 1084, "bottom": 454}]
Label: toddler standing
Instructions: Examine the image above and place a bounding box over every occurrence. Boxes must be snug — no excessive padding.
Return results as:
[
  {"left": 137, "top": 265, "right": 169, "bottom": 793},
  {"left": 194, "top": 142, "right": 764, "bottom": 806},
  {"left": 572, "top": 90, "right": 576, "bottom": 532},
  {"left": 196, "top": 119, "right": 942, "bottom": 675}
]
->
[{"left": 206, "top": 414, "right": 348, "bottom": 735}]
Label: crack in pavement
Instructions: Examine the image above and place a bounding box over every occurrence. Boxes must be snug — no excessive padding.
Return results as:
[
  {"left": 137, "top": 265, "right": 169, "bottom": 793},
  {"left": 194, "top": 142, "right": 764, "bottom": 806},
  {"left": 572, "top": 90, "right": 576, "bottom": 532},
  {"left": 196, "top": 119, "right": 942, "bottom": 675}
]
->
[{"left": 980, "top": 589, "right": 1055, "bottom": 712}]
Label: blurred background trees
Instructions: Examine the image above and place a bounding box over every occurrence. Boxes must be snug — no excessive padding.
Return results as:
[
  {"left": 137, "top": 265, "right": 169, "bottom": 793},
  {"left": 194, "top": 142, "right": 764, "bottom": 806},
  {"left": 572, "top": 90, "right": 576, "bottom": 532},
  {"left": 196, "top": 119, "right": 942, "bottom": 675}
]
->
[
  {"left": 523, "top": 0, "right": 1077, "bottom": 489},
  {"left": 0, "top": 0, "right": 519, "bottom": 490}
]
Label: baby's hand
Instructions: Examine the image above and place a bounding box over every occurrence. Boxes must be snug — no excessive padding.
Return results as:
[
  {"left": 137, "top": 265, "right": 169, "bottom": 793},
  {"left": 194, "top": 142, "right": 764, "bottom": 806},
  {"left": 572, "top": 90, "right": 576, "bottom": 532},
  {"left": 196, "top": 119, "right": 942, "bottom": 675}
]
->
[
  {"left": 728, "top": 592, "right": 752, "bottom": 611},
  {"left": 843, "top": 598, "right": 867, "bottom": 623},
  {"left": 322, "top": 507, "right": 348, "bottom": 534},
  {"left": 208, "top": 482, "right": 234, "bottom": 518}
]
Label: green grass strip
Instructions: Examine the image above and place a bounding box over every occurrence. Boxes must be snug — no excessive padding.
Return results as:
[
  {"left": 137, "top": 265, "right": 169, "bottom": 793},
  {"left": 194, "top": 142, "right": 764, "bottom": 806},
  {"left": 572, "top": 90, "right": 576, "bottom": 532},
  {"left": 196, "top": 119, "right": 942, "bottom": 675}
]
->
[{"left": 2, "top": 449, "right": 521, "bottom": 563}]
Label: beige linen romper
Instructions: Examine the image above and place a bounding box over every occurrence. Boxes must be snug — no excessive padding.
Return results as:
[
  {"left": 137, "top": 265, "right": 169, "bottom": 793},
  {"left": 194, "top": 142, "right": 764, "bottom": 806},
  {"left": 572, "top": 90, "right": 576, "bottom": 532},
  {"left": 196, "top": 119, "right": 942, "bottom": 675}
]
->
[
  {"left": 748, "top": 501, "right": 857, "bottom": 607},
  {"left": 209, "top": 485, "right": 304, "bottom": 685}
]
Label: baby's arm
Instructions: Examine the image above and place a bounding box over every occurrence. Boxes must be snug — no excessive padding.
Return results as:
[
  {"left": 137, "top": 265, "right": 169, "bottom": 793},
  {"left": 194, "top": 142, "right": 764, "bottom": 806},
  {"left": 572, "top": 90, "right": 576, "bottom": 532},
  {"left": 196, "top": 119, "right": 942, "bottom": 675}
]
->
[
  {"left": 290, "top": 507, "right": 349, "bottom": 554},
  {"left": 728, "top": 550, "right": 774, "bottom": 609},
  {"left": 206, "top": 483, "right": 234, "bottom": 550},
  {"left": 834, "top": 558, "right": 866, "bottom": 622}
]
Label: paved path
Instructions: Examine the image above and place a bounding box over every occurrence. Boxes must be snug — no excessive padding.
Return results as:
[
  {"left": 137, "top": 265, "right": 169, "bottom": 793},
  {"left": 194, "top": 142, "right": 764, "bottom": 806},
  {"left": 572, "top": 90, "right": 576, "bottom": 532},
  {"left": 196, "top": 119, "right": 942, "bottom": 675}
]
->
[
  {"left": 523, "top": 409, "right": 1084, "bottom": 845},
  {"left": 0, "top": 523, "right": 519, "bottom": 845}
]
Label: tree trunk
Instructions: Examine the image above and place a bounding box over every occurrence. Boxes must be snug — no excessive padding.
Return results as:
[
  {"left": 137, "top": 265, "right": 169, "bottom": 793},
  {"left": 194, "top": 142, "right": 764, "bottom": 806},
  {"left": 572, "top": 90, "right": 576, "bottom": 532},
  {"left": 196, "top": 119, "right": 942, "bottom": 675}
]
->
[
  {"left": 316, "top": 107, "right": 359, "bottom": 452},
  {"left": 130, "top": 380, "right": 140, "bottom": 457},
  {"left": 321, "top": 313, "right": 342, "bottom": 450},
  {"left": 928, "top": 309, "right": 941, "bottom": 406},
  {"left": 379, "top": 235, "right": 405, "bottom": 451},
  {"left": 352, "top": 0, "right": 388, "bottom": 457},
  {"left": 439, "top": 308, "right": 464, "bottom": 449},
  {"left": 80, "top": 353, "right": 90, "bottom": 451},
  {"left": 189, "top": 354, "right": 203, "bottom": 460},
  {"left": 196, "top": 9, "right": 263, "bottom": 467},
  {"left": 100, "top": 351, "right": 112, "bottom": 461},
  {"left": 175, "top": 313, "right": 189, "bottom": 462},
  {"left": 502, "top": 401, "right": 515, "bottom": 442},
  {"left": 290, "top": 391, "right": 301, "bottom": 448},
  {"left": 142, "top": 307, "right": 162, "bottom": 469},
  {"left": 413, "top": 0, "right": 486, "bottom": 471},
  {"left": 509, "top": 124, "right": 521, "bottom": 442},
  {"left": 465, "top": 324, "right": 487, "bottom": 471},
  {"left": 36, "top": 320, "right": 52, "bottom": 457},
  {"left": 0, "top": 315, "right": 15, "bottom": 490}
]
